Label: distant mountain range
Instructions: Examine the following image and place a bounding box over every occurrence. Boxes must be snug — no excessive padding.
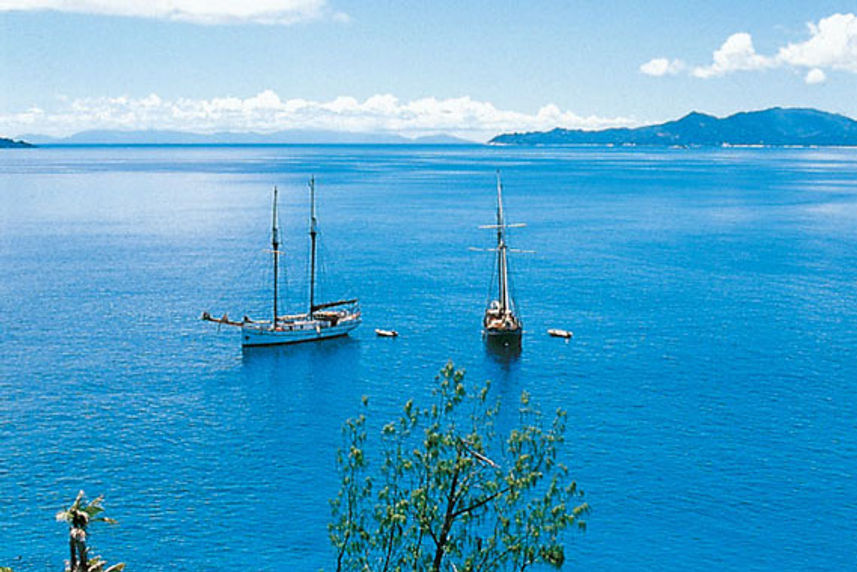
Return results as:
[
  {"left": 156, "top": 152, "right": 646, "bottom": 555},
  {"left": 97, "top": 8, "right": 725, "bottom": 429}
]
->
[
  {"left": 0, "top": 137, "right": 34, "bottom": 148},
  {"left": 18, "top": 129, "right": 476, "bottom": 145},
  {"left": 490, "top": 108, "right": 857, "bottom": 147},
  {"left": 13, "top": 108, "right": 857, "bottom": 147}
]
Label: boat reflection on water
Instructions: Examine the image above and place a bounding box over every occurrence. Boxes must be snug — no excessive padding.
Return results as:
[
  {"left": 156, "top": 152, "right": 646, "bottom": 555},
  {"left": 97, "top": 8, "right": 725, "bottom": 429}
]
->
[
  {"left": 237, "top": 335, "right": 365, "bottom": 426},
  {"left": 240, "top": 334, "right": 361, "bottom": 374},
  {"left": 484, "top": 334, "right": 522, "bottom": 365}
]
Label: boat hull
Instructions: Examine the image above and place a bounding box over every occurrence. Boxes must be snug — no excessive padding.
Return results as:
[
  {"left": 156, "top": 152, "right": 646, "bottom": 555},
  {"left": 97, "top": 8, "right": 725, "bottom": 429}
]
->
[
  {"left": 548, "top": 328, "right": 573, "bottom": 339},
  {"left": 483, "top": 327, "right": 523, "bottom": 348},
  {"left": 241, "top": 318, "right": 361, "bottom": 347}
]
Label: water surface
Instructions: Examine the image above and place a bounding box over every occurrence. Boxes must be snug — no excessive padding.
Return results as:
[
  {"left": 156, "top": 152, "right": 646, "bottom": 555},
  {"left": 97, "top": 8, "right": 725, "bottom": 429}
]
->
[{"left": 1, "top": 145, "right": 855, "bottom": 570}]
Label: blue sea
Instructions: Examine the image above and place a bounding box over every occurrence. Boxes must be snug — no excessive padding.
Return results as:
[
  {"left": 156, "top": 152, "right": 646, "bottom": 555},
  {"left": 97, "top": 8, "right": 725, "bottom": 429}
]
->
[{"left": 1, "top": 144, "right": 856, "bottom": 570}]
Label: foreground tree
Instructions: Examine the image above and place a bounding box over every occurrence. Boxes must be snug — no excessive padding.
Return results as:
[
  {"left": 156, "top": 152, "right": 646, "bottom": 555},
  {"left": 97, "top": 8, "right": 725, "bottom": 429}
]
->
[
  {"left": 330, "top": 362, "right": 589, "bottom": 571},
  {"left": 56, "top": 491, "right": 124, "bottom": 572}
]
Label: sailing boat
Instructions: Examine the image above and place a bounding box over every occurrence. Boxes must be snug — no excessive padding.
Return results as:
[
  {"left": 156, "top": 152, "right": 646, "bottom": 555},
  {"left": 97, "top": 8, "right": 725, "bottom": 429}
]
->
[
  {"left": 202, "top": 178, "right": 361, "bottom": 347},
  {"left": 477, "top": 173, "right": 525, "bottom": 346}
]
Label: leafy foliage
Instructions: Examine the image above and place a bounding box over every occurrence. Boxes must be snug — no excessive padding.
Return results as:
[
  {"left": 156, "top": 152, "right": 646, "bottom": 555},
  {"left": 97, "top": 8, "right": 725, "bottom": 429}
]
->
[
  {"left": 330, "top": 362, "right": 589, "bottom": 571},
  {"left": 56, "top": 491, "right": 124, "bottom": 572}
]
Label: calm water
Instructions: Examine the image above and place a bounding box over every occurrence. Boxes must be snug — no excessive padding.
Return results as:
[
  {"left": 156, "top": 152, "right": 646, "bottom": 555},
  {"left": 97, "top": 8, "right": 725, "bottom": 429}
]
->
[{"left": 1, "top": 145, "right": 856, "bottom": 570}]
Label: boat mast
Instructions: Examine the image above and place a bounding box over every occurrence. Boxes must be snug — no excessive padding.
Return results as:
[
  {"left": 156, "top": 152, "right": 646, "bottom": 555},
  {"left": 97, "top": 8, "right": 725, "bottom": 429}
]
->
[
  {"left": 272, "top": 186, "right": 280, "bottom": 324},
  {"left": 496, "top": 172, "right": 510, "bottom": 314},
  {"left": 309, "top": 176, "right": 318, "bottom": 316}
]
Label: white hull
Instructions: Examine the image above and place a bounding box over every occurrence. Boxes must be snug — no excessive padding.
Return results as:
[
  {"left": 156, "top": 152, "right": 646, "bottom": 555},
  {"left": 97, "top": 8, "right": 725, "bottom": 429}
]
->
[
  {"left": 548, "top": 328, "right": 573, "bottom": 339},
  {"left": 241, "top": 316, "right": 361, "bottom": 347}
]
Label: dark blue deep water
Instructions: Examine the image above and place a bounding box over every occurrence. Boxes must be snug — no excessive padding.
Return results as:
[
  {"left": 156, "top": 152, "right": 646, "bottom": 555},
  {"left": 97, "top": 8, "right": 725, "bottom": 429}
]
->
[{"left": 1, "top": 145, "right": 856, "bottom": 570}]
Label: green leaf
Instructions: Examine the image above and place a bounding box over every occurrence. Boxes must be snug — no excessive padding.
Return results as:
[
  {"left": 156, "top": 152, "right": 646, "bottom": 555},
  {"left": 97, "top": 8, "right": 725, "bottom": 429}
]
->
[{"left": 83, "top": 505, "right": 104, "bottom": 518}]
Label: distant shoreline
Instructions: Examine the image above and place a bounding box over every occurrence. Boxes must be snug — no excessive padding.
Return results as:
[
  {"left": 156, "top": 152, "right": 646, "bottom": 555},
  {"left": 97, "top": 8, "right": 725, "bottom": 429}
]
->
[
  {"left": 17, "top": 130, "right": 479, "bottom": 146},
  {"left": 25, "top": 142, "right": 857, "bottom": 147},
  {"left": 487, "top": 142, "right": 857, "bottom": 149},
  {"left": 30, "top": 142, "right": 487, "bottom": 148},
  {"left": 491, "top": 107, "right": 857, "bottom": 147},
  {"left": 0, "top": 137, "right": 34, "bottom": 148}
]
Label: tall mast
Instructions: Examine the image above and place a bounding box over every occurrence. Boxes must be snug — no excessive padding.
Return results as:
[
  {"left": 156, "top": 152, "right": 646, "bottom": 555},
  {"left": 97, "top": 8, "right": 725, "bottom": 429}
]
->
[
  {"left": 309, "top": 176, "right": 318, "bottom": 315},
  {"left": 496, "top": 172, "right": 510, "bottom": 314},
  {"left": 272, "top": 186, "right": 280, "bottom": 323}
]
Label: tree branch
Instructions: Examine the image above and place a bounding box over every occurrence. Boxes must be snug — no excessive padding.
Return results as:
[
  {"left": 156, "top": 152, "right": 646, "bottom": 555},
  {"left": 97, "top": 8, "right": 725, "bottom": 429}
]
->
[
  {"left": 451, "top": 485, "right": 512, "bottom": 519},
  {"left": 458, "top": 437, "right": 500, "bottom": 468}
]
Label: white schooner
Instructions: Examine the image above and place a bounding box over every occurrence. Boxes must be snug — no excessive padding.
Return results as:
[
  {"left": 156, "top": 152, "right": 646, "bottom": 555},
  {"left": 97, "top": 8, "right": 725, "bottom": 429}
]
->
[{"left": 202, "top": 178, "right": 361, "bottom": 347}]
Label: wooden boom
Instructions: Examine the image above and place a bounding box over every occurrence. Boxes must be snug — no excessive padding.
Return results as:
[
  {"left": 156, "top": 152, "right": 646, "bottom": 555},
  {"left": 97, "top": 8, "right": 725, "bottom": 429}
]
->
[{"left": 311, "top": 298, "right": 358, "bottom": 312}]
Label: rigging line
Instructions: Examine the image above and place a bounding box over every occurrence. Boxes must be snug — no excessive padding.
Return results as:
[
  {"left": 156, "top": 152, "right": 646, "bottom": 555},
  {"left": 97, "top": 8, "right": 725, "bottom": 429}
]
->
[
  {"left": 319, "top": 236, "right": 359, "bottom": 300},
  {"left": 309, "top": 255, "right": 344, "bottom": 306},
  {"left": 238, "top": 226, "right": 272, "bottom": 318},
  {"left": 319, "top": 241, "right": 337, "bottom": 301},
  {"left": 306, "top": 238, "right": 313, "bottom": 310},
  {"left": 506, "top": 255, "right": 521, "bottom": 318},
  {"left": 486, "top": 247, "right": 498, "bottom": 306},
  {"left": 318, "top": 239, "right": 333, "bottom": 305},
  {"left": 310, "top": 229, "right": 343, "bottom": 305},
  {"left": 306, "top": 213, "right": 318, "bottom": 308},
  {"left": 280, "top": 245, "right": 290, "bottom": 307}
]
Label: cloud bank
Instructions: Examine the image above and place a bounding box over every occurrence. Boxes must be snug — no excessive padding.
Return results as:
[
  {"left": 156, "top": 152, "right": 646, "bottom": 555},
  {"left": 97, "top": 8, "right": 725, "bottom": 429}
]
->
[
  {"left": 639, "top": 58, "right": 685, "bottom": 77},
  {"left": 0, "top": 0, "right": 346, "bottom": 25},
  {"left": 691, "top": 33, "right": 774, "bottom": 78},
  {"left": 641, "top": 12, "right": 857, "bottom": 84},
  {"left": 776, "top": 13, "right": 857, "bottom": 73},
  {"left": 2, "top": 91, "right": 636, "bottom": 140}
]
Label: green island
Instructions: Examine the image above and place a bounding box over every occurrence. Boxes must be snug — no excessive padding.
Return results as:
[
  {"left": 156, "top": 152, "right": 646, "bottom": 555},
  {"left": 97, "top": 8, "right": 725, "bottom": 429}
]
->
[{"left": 0, "top": 137, "right": 34, "bottom": 148}]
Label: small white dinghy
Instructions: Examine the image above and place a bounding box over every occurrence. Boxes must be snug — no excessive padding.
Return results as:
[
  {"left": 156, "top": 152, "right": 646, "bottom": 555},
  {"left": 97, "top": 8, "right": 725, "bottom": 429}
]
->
[
  {"left": 548, "top": 328, "right": 573, "bottom": 339},
  {"left": 375, "top": 328, "right": 399, "bottom": 338}
]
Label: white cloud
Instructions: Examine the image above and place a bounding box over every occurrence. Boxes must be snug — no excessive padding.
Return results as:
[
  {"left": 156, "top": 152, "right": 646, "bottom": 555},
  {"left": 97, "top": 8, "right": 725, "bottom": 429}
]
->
[
  {"left": 0, "top": 0, "right": 344, "bottom": 25},
  {"left": 639, "top": 58, "right": 685, "bottom": 77},
  {"left": 642, "top": 13, "right": 857, "bottom": 83},
  {"left": 692, "top": 33, "right": 775, "bottom": 78},
  {"left": 1, "top": 91, "right": 637, "bottom": 141},
  {"left": 805, "top": 68, "right": 827, "bottom": 84},
  {"left": 777, "top": 13, "right": 857, "bottom": 72}
]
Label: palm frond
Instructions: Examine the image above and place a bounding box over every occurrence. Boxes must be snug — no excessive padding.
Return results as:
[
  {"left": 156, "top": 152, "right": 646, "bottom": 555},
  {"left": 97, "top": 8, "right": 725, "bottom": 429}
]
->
[{"left": 83, "top": 505, "right": 104, "bottom": 518}]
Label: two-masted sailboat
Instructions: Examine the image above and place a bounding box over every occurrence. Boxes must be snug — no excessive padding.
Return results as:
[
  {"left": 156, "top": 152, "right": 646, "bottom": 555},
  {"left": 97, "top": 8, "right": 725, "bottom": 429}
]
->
[
  {"left": 202, "top": 178, "right": 361, "bottom": 347},
  {"left": 477, "top": 173, "right": 525, "bottom": 346}
]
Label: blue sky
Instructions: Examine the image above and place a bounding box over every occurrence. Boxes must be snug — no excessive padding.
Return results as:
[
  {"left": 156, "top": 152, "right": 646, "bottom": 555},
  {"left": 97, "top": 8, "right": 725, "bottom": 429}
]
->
[{"left": 2, "top": 1, "right": 856, "bottom": 140}]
